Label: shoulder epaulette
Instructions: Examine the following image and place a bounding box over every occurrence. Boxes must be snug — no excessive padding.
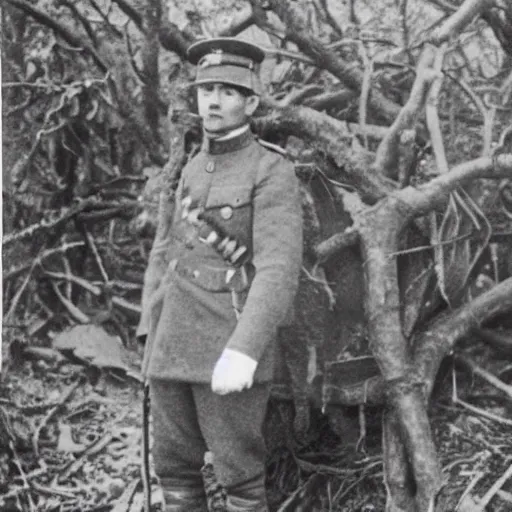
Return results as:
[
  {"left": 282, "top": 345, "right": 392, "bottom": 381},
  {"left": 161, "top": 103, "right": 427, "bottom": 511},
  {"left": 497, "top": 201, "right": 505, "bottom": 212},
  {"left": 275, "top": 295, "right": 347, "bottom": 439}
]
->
[{"left": 257, "top": 138, "right": 288, "bottom": 157}]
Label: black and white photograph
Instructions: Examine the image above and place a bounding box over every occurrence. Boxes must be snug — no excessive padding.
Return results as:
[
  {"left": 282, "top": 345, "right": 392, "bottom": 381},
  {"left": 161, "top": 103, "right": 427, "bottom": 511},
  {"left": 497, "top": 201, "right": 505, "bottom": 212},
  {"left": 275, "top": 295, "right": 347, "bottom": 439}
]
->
[{"left": 1, "top": 0, "right": 512, "bottom": 510}]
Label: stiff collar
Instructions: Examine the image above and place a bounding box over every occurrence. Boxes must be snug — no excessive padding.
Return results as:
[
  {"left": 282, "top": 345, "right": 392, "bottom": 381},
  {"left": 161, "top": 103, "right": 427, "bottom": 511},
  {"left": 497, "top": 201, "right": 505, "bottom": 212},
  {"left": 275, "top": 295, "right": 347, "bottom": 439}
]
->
[{"left": 202, "top": 125, "right": 254, "bottom": 155}]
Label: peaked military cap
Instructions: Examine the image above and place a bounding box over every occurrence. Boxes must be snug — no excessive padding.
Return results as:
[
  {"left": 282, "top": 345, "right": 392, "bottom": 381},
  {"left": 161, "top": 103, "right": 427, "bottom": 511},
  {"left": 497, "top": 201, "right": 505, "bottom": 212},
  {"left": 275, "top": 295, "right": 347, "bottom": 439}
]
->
[{"left": 187, "top": 37, "right": 265, "bottom": 95}]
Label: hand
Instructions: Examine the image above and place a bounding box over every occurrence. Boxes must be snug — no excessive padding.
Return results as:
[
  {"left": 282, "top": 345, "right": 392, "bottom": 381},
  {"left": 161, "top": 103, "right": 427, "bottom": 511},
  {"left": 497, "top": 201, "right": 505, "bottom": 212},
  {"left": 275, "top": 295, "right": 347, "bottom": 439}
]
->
[{"left": 211, "top": 349, "right": 258, "bottom": 395}]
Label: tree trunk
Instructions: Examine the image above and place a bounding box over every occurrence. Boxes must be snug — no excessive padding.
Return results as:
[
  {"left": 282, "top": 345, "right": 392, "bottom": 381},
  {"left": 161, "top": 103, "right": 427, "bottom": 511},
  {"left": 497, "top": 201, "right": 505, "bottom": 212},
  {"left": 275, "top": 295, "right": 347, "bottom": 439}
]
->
[{"left": 357, "top": 199, "right": 442, "bottom": 510}]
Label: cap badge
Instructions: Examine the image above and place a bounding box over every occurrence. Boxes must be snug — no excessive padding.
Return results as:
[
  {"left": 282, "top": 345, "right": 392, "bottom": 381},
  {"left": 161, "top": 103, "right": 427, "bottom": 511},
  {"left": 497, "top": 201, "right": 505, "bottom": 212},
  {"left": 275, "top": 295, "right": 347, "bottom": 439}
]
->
[{"left": 199, "top": 51, "right": 223, "bottom": 68}]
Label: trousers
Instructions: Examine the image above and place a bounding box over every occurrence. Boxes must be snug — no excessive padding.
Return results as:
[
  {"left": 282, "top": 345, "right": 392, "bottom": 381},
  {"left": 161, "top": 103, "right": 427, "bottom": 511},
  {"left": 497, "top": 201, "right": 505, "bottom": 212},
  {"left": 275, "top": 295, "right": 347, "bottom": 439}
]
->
[{"left": 149, "top": 378, "right": 270, "bottom": 511}]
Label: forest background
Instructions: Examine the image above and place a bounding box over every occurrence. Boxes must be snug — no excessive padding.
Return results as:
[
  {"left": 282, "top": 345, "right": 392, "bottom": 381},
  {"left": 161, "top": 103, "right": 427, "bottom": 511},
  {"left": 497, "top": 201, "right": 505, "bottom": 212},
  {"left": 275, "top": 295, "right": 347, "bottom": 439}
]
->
[{"left": 2, "top": 0, "right": 512, "bottom": 511}]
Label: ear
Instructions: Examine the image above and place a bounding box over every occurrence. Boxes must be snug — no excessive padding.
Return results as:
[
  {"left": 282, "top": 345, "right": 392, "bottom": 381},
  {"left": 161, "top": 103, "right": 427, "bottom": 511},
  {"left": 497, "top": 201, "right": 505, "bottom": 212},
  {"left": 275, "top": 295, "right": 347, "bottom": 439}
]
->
[{"left": 244, "top": 95, "right": 260, "bottom": 116}]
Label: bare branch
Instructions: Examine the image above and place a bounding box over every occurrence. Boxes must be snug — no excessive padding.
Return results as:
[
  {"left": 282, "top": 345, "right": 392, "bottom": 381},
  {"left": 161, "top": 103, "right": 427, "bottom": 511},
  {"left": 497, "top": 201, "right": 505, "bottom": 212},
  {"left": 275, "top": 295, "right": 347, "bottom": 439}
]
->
[
  {"left": 425, "top": 43, "right": 449, "bottom": 174},
  {"left": 317, "top": 0, "right": 343, "bottom": 37},
  {"left": 476, "top": 327, "right": 512, "bottom": 355},
  {"left": 250, "top": 0, "right": 402, "bottom": 123},
  {"left": 4, "top": 243, "right": 86, "bottom": 286},
  {"left": 428, "top": 0, "right": 458, "bottom": 12},
  {"left": 430, "top": 0, "right": 496, "bottom": 44},
  {"left": 395, "top": 130, "right": 417, "bottom": 188},
  {"left": 42, "top": 270, "right": 141, "bottom": 315},
  {"left": 218, "top": 4, "right": 255, "bottom": 36},
  {"left": 263, "top": 47, "right": 316, "bottom": 66},
  {"left": 374, "top": 47, "right": 437, "bottom": 178},
  {"left": 57, "top": 0, "right": 99, "bottom": 46},
  {"left": 253, "top": 102, "right": 396, "bottom": 201},
  {"left": 2, "top": 198, "right": 138, "bottom": 248},
  {"left": 111, "top": 0, "right": 144, "bottom": 32},
  {"left": 357, "top": 42, "right": 373, "bottom": 148},
  {"left": 313, "top": 229, "right": 360, "bottom": 264},
  {"left": 5, "top": 0, "right": 108, "bottom": 72},
  {"left": 257, "top": 100, "right": 390, "bottom": 141},
  {"left": 88, "top": 0, "right": 123, "bottom": 38},
  {"left": 4, "top": 262, "right": 38, "bottom": 322},
  {"left": 399, "top": 153, "right": 512, "bottom": 216},
  {"left": 481, "top": 4, "right": 512, "bottom": 56},
  {"left": 446, "top": 72, "right": 487, "bottom": 115},
  {"left": 278, "top": 85, "right": 323, "bottom": 107},
  {"left": 444, "top": 72, "right": 500, "bottom": 155},
  {"left": 42, "top": 270, "right": 101, "bottom": 296},
  {"left": 477, "top": 463, "right": 512, "bottom": 509},
  {"left": 417, "top": 276, "right": 512, "bottom": 397},
  {"left": 158, "top": 20, "right": 194, "bottom": 59},
  {"left": 382, "top": 410, "right": 416, "bottom": 510},
  {"left": 124, "top": 24, "right": 146, "bottom": 85},
  {"left": 303, "top": 88, "right": 356, "bottom": 111},
  {"left": 84, "top": 230, "right": 109, "bottom": 282},
  {"left": 141, "top": 0, "right": 162, "bottom": 140},
  {"left": 51, "top": 281, "right": 91, "bottom": 323},
  {"left": 400, "top": 0, "right": 413, "bottom": 63},
  {"left": 454, "top": 354, "right": 512, "bottom": 400},
  {"left": 325, "top": 275, "right": 512, "bottom": 406}
]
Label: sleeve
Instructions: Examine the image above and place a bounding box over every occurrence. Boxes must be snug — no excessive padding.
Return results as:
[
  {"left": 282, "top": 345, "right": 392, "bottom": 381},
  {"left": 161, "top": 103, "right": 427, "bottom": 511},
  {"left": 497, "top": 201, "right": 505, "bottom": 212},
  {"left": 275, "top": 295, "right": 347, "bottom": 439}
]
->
[
  {"left": 225, "top": 153, "right": 303, "bottom": 362},
  {"left": 136, "top": 179, "right": 182, "bottom": 338}
]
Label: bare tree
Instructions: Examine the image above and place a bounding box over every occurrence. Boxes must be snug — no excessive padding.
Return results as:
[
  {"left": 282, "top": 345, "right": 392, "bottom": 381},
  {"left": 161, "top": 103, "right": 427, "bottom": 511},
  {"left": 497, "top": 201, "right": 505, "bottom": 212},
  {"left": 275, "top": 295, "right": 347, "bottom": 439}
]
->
[{"left": 2, "top": 0, "right": 512, "bottom": 510}]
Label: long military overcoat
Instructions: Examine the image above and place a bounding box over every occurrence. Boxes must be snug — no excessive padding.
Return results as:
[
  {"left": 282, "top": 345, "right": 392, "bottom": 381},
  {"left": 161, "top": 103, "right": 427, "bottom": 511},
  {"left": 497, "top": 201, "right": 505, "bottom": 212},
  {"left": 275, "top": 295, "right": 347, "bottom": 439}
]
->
[{"left": 137, "top": 128, "right": 303, "bottom": 383}]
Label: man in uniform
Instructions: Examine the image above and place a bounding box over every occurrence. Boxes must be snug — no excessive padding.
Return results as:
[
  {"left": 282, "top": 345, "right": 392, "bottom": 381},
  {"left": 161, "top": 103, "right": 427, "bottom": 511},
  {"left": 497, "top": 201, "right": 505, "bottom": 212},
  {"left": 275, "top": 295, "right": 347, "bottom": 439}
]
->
[{"left": 138, "top": 37, "right": 303, "bottom": 512}]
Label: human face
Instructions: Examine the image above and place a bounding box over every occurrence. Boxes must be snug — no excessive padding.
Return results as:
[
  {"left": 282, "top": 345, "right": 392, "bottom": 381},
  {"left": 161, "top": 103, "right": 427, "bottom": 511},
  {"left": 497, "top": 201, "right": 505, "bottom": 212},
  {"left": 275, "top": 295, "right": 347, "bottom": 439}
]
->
[{"left": 197, "top": 83, "right": 259, "bottom": 136}]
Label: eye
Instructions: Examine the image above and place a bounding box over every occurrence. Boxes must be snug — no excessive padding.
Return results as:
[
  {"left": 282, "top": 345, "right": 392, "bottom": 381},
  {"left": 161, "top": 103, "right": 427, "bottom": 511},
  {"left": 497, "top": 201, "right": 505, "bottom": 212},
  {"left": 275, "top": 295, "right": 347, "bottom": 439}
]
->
[{"left": 222, "top": 86, "right": 238, "bottom": 97}]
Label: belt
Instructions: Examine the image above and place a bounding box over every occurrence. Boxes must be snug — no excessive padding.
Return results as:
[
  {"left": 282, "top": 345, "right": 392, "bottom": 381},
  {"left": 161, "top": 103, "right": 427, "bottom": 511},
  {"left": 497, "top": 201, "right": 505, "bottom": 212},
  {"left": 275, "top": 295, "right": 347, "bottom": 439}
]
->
[{"left": 168, "top": 258, "right": 252, "bottom": 293}]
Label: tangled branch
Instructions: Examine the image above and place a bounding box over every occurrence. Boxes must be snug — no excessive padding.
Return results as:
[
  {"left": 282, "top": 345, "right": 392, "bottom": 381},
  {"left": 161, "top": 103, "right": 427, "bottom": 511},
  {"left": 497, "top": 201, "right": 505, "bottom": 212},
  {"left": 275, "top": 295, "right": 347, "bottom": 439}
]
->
[
  {"left": 2, "top": 198, "right": 138, "bottom": 248},
  {"left": 5, "top": 0, "right": 108, "bottom": 72}
]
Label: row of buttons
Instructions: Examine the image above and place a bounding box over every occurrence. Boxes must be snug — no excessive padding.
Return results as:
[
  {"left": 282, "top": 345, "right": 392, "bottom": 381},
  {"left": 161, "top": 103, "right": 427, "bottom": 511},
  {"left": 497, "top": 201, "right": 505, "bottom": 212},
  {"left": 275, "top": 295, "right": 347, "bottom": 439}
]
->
[{"left": 205, "top": 160, "right": 233, "bottom": 219}]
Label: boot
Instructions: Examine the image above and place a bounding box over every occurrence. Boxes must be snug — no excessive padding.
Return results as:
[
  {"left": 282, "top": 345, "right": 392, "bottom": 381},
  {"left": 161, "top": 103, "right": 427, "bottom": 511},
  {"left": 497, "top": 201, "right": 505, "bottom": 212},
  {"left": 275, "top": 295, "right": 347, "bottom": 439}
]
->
[
  {"left": 226, "top": 487, "right": 269, "bottom": 512},
  {"left": 161, "top": 481, "right": 208, "bottom": 512},
  {"left": 161, "top": 488, "right": 208, "bottom": 512}
]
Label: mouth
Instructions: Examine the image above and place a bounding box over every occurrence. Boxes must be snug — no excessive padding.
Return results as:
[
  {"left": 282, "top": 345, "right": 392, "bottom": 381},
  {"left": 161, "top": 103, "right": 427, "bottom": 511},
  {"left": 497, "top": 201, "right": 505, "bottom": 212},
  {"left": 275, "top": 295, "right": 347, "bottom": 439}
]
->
[{"left": 207, "top": 113, "right": 223, "bottom": 119}]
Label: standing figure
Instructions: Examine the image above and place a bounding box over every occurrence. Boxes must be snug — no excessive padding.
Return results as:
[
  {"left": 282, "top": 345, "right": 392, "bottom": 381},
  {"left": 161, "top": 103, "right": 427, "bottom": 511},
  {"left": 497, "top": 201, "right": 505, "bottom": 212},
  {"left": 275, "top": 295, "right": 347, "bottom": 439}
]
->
[{"left": 138, "top": 37, "right": 303, "bottom": 512}]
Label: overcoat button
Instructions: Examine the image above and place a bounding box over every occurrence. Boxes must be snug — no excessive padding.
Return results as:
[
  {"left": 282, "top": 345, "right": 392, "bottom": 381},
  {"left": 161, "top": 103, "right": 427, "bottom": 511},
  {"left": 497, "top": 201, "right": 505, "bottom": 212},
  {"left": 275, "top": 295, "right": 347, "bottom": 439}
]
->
[
  {"left": 206, "top": 161, "right": 215, "bottom": 173},
  {"left": 220, "top": 206, "right": 233, "bottom": 220}
]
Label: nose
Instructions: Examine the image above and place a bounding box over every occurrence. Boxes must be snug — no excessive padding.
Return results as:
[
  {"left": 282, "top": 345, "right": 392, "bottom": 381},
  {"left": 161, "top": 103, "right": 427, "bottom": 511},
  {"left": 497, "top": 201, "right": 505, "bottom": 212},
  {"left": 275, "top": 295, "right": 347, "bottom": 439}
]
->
[{"left": 208, "top": 86, "right": 221, "bottom": 107}]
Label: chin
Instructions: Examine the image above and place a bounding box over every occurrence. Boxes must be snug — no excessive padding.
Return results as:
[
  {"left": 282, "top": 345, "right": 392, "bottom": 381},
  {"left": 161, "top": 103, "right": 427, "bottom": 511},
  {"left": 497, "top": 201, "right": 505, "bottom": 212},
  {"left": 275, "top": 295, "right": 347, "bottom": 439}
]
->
[{"left": 204, "top": 121, "right": 226, "bottom": 132}]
